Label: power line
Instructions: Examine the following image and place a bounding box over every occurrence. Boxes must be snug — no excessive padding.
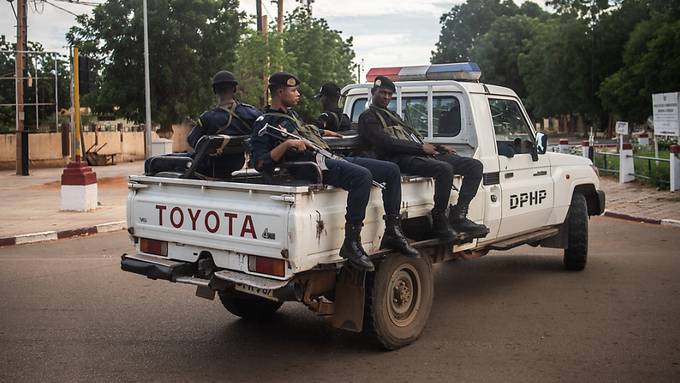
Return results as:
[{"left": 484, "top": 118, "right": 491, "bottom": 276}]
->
[
  {"left": 8, "top": 0, "right": 18, "bottom": 20},
  {"left": 43, "top": 0, "right": 81, "bottom": 16}
]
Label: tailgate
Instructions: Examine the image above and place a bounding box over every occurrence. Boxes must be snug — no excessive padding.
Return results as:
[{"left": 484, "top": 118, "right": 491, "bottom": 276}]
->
[{"left": 128, "top": 176, "right": 303, "bottom": 279}]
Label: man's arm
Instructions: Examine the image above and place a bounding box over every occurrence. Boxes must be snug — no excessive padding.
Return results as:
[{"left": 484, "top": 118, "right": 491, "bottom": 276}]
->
[{"left": 358, "top": 111, "right": 425, "bottom": 155}]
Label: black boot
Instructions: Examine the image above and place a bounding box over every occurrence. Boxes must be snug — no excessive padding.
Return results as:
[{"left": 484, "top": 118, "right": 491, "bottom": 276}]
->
[
  {"left": 340, "top": 223, "right": 375, "bottom": 272},
  {"left": 432, "top": 209, "right": 461, "bottom": 243},
  {"left": 449, "top": 204, "right": 490, "bottom": 239},
  {"left": 380, "top": 215, "right": 419, "bottom": 258}
]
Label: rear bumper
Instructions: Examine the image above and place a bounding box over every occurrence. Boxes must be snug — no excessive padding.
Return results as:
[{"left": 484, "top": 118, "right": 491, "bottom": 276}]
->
[
  {"left": 121, "top": 253, "right": 292, "bottom": 300},
  {"left": 121, "top": 253, "right": 196, "bottom": 281}
]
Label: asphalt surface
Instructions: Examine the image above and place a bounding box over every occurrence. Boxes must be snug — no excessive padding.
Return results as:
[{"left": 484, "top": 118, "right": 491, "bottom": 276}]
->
[{"left": 1, "top": 217, "right": 679, "bottom": 383}]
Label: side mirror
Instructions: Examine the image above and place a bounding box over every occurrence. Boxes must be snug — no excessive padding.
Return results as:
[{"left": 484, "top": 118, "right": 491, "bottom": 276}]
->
[{"left": 536, "top": 132, "right": 548, "bottom": 155}]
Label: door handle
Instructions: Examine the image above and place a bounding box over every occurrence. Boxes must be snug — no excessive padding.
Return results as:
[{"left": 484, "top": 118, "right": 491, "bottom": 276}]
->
[
  {"left": 533, "top": 170, "right": 547, "bottom": 176},
  {"left": 504, "top": 172, "right": 514, "bottom": 179}
]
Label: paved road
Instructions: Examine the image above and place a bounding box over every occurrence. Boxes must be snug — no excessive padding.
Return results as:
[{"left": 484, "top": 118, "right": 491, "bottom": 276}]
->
[{"left": 1, "top": 217, "right": 679, "bottom": 383}]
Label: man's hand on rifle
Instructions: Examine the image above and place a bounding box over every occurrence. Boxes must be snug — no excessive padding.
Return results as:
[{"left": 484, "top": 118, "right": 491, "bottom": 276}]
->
[
  {"left": 287, "top": 139, "right": 311, "bottom": 152},
  {"left": 422, "top": 143, "right": 438, "bottom": 155},
  {"left": 436, "top": 144, "right": 456, "bottom": 155}
]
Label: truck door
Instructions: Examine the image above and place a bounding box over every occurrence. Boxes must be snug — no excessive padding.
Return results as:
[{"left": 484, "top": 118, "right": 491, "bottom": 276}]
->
[{"left": 489, "top": 97, "right": 554, "bottom": 238}]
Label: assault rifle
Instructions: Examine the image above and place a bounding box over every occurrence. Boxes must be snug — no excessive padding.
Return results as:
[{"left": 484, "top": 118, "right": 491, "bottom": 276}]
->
[{"left": 257, "top": 123, "right": 386, "bottom": 190}]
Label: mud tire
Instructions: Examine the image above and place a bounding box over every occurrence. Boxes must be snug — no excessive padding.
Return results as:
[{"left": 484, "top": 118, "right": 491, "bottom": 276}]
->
[
  {"left": 364, "top": 255, "right": 434, "bottom": 350},
  {"left": 564, "top": 193, "right": 588, "bottom": 271}
]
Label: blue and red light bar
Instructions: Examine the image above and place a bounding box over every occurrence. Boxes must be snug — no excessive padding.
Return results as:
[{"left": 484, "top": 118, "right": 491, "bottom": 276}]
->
[{"left": 366, "top": 62, "right": 482, "bottom": 83}]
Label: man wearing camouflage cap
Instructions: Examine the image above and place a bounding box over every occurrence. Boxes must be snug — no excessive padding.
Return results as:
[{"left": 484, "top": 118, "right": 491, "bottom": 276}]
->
[
  {"left": 250, "top": 72, "right": 419, "bottom": 271},
  {"left": 358, "top": 75, "right": 489, "bottom": 242}
]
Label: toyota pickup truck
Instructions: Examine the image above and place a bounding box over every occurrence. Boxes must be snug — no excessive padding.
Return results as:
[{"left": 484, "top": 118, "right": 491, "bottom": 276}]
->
[{"left": 121, "top": 62, "right": 605, "bottom": 350}]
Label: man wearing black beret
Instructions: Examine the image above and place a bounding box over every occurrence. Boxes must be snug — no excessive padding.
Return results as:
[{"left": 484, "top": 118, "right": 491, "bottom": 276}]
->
[
  {"left": 187, "top": 70, "right": 261, "bottom": 177},
  {"left": 358, "top": 75, "right": 489, "bottom": 241},
  {"left": 314, "top": 82, "right": 351, "bottom": 132},
  {"left": 250, "top": 72, "right": 419, "bottom": 271}
]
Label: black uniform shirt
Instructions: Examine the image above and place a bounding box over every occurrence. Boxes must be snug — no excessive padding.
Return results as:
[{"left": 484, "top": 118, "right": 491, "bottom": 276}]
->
[
  {"left": 358, "top": 105, "right": 425, "bottom": 159},
  {"left": 250, "top": 106, "right": 319, "bottom": 172},
  {"left": 316, "top": 108, "right": 351, "bottom": 132},
  {"left": 187, "top": 102, "right": 261, "bottom": 148}
]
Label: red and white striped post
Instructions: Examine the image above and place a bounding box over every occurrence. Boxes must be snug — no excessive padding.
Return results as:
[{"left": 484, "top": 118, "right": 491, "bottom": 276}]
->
[
  {"left": 60, "top": 47, "right": 98, "bottom": 211},
  {"left": 670, "top": 144, "right": 680, "bottom": 192},
  {"left": 581, "top": 140, "right": 591, "bottom": 159},
  {"left": 559, "top": 139, "right": 569, "bottom": 154},
  {"left": 620, "top": 143, "right": 635, "bottom": 184}
]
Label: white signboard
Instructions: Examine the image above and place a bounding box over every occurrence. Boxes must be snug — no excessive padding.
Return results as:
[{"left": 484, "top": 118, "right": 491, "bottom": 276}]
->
[
  {"left": 652, "top": 92, "right": 680, "bottom": 137},
  {"left": 615, "top": 121, "right": 628, "bottom": 135}
]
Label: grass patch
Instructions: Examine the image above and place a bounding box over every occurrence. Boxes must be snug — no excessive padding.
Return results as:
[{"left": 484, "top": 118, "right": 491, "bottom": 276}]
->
[{"left": 592, "top": 146, "right": 671, "bottom": 188}]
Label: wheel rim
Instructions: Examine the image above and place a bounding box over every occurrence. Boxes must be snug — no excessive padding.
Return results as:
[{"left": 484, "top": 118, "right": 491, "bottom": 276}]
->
[{"left": 386, "top": 263, "right": 422, "bottom": 327}]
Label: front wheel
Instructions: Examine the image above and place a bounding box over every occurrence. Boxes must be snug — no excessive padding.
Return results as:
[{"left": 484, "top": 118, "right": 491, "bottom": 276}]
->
[
  {"left": 364, "top": 255, "right": 434, "bottom": 350},
  {"left": 564, "top": 193, "right": 588, "bottom": 271},
  {"left": 218, "top": 291, "right": 283, "bottom": 320}
]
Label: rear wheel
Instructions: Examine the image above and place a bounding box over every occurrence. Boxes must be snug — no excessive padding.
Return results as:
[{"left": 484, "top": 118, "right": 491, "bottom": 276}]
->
[
  {"left": 564, "top": 193, "right": 588, "bottom": 271},
  {"left": 218, "top": 291, "right": 283, "bottom": 320},
  {"left": 364, "top": 255, "right": 434, "bottom": 350}
]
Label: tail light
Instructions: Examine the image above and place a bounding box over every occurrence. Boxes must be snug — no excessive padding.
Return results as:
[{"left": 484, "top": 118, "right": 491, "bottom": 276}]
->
[
  {"left": 248, "top": 256, "right": 285, "bottom": 277},
  {"left": 140, "top": 238, "right": 168, "bottom": 257}
]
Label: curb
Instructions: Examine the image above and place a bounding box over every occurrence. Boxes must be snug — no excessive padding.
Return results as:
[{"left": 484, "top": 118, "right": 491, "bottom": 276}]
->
[
  {"left": 0, "top": 221, "right": 127, "bottom": 247},
  {"left": 603, "top": 210, "right": 679, "bottom": 227}
]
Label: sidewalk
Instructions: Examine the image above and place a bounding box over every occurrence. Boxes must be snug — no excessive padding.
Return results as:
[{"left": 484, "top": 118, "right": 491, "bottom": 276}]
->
[
  {"left": 1, "top": 162, "right": 678, "bottom": 246},
  {"left": 0, "top": 161, "right": 143, "bottom": 243},
  {"left": 599, "top": 177, "right": 680, "bottom": 225}
]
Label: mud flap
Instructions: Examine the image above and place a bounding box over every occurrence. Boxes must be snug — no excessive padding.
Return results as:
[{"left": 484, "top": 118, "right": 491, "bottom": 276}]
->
[{"left": 331, "top": 266, "right": 366, "bottom": 333}]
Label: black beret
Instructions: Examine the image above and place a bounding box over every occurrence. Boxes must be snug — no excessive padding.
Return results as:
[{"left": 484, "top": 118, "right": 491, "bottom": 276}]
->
[
  {"left": 212, "top": 70, "right": 238, "bottom": 86},
  {"left": 268, "top": 72, "right": 300, "bottom": 87},
  {"left": 314, "top": 82, "right": 341, "bottom": 98},
  {"left": 372, "top": 75, "right": 395, "bottom": 92}
]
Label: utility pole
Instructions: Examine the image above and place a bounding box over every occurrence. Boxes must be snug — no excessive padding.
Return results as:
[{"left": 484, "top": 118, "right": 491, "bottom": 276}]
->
[
  {"left": 256, "top": 0, "right": 263, "bottom": 32},
  {"left": 276, "top": 0, "right": 283, "bottom": 33},
  {"left": 15, "top": 0, "right": 28, "bottom": 175}
]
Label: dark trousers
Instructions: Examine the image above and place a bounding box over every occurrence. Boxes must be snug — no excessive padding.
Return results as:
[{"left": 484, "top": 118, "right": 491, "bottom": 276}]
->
[
  {"left": 394, "top": 153, "right": 483, "bottom": 213},
  {"left": 318, "top": 157, "right": 402, "bottom": 224}
]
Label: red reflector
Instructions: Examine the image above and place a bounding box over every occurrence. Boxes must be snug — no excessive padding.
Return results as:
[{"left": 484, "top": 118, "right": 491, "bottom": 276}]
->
[
  {"left": 248, "top": 256, "right": 285, "bottom": 277},
  {"left": 140, "top": 238, "right": 168, "bottom": 256}
]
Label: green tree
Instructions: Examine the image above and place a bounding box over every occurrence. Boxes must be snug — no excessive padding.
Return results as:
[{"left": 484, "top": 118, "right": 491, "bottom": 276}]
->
[
  {"left": 518, "top": 16, "right": 594, "bottom": 122},
  {"left": 431, "top": 0, "right": 519, "bottom": 63},
  {"left": 470, "top": 15, "right": 542, "bottom": 100},
  {"left": 67, "top": 0, "right": 245, "bottom": 132},
  {"left": 234, "top": 29, "right": 290, "bottom": 107},
  {"left": 599, "top": 18, "right": 680, "bottom": 122},
  {"left": 0, "top": 36, "right": 70, "bottom": 133},
  {"left": 281, "top": 8, "right": 355, "bottom": 121}
]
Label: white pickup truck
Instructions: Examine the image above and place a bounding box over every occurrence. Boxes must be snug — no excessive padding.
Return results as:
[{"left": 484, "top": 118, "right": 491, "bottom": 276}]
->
[{"left": 121, "top": 63, "right": 605, "bottom": 350}]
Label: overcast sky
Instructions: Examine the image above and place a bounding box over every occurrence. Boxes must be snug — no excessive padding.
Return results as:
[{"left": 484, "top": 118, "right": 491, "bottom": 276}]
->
[{"left": 1, "top": 0, "right": 542, "bottom": 80}]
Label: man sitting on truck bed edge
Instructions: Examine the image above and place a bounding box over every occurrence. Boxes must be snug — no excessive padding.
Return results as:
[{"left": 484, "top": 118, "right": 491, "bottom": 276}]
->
[
  {"left": 187, "top": 70, "right": 261, "bottom": 178},
  {"left": 250, "top": 72, "right": 419, "bottom": 271},
  {"left": 357, "top": 75, "right": 489, "bottom": 241}
]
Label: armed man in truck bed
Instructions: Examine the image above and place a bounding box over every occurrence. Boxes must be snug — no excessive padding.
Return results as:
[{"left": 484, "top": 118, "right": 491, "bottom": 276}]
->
[
  {"left": 250, "top": 72, "right": 419, "bottom": 271},
  {"left": 314, "top": 82, "right": 352, "bottom": 132},
  {"left": 187, "top": 70, "right": 261, "bottom": 178},
  {"left": 357, "top": 75, "right": 489, "bottom": 241}
]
